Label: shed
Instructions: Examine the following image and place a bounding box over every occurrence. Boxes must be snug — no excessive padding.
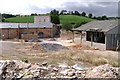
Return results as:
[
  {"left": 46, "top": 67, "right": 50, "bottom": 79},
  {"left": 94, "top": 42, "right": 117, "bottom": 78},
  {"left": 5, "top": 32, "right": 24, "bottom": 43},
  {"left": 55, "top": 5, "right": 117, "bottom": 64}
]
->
[{"left": 72, "top": 20, "right": 120, "bottom": 50}]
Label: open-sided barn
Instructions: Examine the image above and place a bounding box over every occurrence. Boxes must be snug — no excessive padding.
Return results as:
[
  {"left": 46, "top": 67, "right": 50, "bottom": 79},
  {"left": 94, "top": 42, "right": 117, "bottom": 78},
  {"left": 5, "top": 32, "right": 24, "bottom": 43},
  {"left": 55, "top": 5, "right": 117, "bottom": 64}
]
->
[{"left": 72, "top": 20, "right": 120, "bottom": 50}]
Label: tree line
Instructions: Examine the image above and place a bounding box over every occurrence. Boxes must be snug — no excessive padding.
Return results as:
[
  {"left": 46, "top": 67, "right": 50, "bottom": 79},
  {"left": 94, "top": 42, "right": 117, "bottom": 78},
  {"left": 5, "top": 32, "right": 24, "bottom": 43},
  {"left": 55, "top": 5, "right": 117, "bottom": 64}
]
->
[
  {"left": 56, "top": 9, "right": 109, "bottom": 20},
  {"left": 30, "top": 10, "right": 109, "bottom": 20}
]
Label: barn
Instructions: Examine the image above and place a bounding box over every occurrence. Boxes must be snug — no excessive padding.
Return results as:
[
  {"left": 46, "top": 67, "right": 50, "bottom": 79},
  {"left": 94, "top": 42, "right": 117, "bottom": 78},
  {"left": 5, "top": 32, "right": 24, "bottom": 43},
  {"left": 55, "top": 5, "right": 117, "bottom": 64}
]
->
[
  {"left": 0, "top": 16, "right": 61, "bottom": 40},
  {"left": 72, "top": 20, "right": 120, "bottom": 50}
]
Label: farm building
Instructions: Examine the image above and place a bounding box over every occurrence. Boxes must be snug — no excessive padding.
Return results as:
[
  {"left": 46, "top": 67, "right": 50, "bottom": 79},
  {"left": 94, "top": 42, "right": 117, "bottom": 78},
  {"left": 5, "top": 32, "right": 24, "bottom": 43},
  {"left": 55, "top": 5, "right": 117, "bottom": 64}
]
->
[
  {"left": 72, "top": 20, "right": 120, "bottom": 50},
  {"left": 0, "top": 16, "right": 61, "bottom": 40}
]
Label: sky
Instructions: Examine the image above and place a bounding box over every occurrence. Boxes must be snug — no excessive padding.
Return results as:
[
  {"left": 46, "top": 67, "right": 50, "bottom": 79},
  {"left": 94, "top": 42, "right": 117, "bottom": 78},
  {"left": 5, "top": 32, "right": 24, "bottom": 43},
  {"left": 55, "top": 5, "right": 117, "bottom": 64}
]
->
[{"left": 0, "top": 0, "right": 119, "bottom": 17}]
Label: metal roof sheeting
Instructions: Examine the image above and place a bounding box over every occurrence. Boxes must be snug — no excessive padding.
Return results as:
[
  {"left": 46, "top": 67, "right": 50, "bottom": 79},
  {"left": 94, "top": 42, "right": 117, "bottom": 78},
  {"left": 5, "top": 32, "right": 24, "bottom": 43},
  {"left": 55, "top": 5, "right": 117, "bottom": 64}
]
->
[
  {"left": 72, "top": 20, "right": 119, "bottom": 32},
  {"left": 0, "top": 23, "right": 53, "bottom": 28}
]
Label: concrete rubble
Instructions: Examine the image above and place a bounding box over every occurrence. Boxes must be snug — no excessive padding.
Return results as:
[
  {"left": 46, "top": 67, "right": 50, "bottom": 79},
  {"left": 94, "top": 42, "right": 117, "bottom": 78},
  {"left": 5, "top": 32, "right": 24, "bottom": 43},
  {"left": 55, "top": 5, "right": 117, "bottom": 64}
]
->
[{"left": 0, "top": 60, "right": 119, "bottom": 79}]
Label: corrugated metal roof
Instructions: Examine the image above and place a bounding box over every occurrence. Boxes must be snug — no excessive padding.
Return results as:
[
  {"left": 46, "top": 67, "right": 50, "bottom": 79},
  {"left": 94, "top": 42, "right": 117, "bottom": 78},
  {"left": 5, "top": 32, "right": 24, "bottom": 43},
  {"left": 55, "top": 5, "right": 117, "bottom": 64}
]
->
[
  {"left": 72, "top": 20, "right": 119, "bottom": 32},
  {"left": 0, "top": 22, "right": 53, "bottom": 28}
]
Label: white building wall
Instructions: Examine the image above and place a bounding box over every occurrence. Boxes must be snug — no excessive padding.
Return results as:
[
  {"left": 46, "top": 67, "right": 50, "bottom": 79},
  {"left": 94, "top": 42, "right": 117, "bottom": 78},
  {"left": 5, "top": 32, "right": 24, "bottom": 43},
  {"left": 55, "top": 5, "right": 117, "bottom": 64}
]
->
[{"left": 34, "top": 16, "right": 51, "bottom": 24}]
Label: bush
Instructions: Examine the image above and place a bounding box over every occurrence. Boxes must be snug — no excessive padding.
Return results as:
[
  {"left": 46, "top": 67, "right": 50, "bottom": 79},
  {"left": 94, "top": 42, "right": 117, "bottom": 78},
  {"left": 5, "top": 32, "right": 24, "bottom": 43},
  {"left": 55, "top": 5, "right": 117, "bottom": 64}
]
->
[
  {"left": 21, "top": 58, "right": 29, "bottom": 63},
  {"left": 2, "top": 18, "right": 5, "bottom": 22},
  {"left": 62, "top": 23, "right": 73, "bottom": 31},
  {"left": 62, "top": 21, "right": 88, "bottom": 31}
]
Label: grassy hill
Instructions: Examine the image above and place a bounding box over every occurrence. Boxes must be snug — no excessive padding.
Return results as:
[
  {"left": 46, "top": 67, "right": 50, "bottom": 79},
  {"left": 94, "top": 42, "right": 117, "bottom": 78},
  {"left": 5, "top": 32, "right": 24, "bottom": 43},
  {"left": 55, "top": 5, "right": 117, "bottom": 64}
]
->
[
  {"left": 5, "top": 15, "right": 94, "bottom": 30},
  {"left": 5, "top": 16, "right": 34, "bottom": 23},
  {"left": 59, "top": 15, "right": 93, "bottom": 25},
  {"left": 59, "top": 15, "right": 93, "bottom": 30}
]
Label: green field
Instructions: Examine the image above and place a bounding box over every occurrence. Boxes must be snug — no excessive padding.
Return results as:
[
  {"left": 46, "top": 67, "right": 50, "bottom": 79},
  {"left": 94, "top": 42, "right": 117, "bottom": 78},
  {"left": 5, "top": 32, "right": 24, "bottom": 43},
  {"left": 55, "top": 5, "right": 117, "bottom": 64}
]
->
[
  {"left": 5, "top": 16, "right": 34, "bottom": 23},
  {"left": 5, "top": 15, "right": 93, "bottom": 23},
  {"left": 5, "top": 15, "right": 94, "bottom": 30},
  {"left": 59, "top": 15, "right": 93, "bottom": 25}
]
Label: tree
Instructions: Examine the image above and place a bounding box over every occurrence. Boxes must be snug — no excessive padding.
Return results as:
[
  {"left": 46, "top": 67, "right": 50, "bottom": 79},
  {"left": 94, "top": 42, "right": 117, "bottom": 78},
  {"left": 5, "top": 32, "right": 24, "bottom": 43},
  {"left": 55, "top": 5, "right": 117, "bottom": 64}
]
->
[
  {"left": 2, "top": 14, "right": 16, "bottom": 18},
  {"left": 81, "top": 12, "right": 86, "bottom": 16},
  {"left": 101, "top": 15, "right": 108, "bottom": 20},
  {"left": 88, "top": 13, "right": 93, "bottom": 18},
  {"left": 96, "top": 16, "right": 102, "bottom": 20},
  {"left": 60, "top": 10, "right": 67, "bottom": 15},
  {"left": 96, "top": 15, "right": 108, "bottom": 20},
  {"left": 2, "top": 18, "right": 5, "bottom": 22},
  {"left": 50, "top": 9, "right": 60, "bottom": 24},
  {"left": 74, "top": 11, "right": 80, "bottom": 15},
  {"left": 93, "top": 16, "right": 97, "bottom": 19},
  {"left": 31, "top": 13, "right": 37, "bottom": 16},
  {"left": 50, "top": 9, "right": 59, "bottom": 15},
  {"left": 71, "top": 11, "right": 74, "bottom": 15},
  {"left": 51, "top": 15, "right": 60, "bottom": 24}
]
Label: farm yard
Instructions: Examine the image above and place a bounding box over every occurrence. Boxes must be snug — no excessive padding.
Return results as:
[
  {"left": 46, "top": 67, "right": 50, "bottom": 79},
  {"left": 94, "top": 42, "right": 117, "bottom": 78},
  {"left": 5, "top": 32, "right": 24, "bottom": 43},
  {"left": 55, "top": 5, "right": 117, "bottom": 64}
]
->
[
  {"left": 0, "top": 31, "right": 119, "bottom": 79},
  {"left": 0, "top": 31, "right": 119, "bottom": 67}
]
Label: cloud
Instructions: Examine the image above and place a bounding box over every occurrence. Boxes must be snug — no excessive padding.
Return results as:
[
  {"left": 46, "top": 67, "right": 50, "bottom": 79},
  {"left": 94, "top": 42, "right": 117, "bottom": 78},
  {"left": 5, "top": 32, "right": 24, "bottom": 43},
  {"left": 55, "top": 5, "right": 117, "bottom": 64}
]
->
[
  {"left": 57, "top": 2, "right": 118, "bottom": 16},
  {"left": 27, "top": 5, "right": 53, "bottom": 14},
  {"left": 0, "top": 0, "right": 119, "bottom": 16}
]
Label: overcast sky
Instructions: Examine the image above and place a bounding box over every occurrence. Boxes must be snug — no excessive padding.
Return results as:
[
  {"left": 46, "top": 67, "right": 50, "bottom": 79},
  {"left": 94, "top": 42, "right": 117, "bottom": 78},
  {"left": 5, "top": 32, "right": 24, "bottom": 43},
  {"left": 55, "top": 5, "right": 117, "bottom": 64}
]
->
[{"left": 0, "top": 0, "right": 119, "bottom": 16}]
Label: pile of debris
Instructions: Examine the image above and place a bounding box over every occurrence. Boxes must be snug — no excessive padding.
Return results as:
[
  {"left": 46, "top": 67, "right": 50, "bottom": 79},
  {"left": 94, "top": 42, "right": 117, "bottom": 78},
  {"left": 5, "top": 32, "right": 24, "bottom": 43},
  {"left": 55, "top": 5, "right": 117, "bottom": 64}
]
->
[
  {"left": 41, "top": 43, "right": 69, "bottom": 52},
  {"left": 0, "top": 60, "right": 119, "bottom": 79},
  {"left": 27, "top": 42, "right": 68, "bottom": 53}
]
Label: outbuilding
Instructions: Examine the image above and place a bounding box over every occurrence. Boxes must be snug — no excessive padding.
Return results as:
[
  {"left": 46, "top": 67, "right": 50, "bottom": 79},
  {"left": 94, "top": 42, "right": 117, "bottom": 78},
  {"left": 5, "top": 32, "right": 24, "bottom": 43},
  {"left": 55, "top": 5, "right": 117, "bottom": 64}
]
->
[
  {"left": 0, "top": 16, "right": 61, "bottom": 40},
  {"left": 72, "top": 20, "right": 120, "bottom": 50}
]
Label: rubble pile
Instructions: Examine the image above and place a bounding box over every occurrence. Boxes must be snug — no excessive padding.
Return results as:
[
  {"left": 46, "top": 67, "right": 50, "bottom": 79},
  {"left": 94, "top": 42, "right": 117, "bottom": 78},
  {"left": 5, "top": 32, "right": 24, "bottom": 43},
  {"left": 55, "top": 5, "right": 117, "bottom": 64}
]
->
[
  {"left": 41, "top": 43, "right": 68, "bottom": 52},
  {"left": 0, "top": 60, "right": 119, "bottom": 79}
]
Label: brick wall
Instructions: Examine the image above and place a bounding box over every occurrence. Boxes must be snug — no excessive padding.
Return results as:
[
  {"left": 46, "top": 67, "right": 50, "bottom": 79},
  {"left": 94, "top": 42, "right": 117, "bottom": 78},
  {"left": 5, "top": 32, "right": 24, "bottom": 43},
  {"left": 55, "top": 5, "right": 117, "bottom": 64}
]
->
[
  {"left": 0, "top": 28, "right": 53, "bottom": 39},
  {"left": 0, "top": 28, "right": 18, "bottom": 39},
  {"left": 21, "top": 34, "right": 38, "bottom": 40}
]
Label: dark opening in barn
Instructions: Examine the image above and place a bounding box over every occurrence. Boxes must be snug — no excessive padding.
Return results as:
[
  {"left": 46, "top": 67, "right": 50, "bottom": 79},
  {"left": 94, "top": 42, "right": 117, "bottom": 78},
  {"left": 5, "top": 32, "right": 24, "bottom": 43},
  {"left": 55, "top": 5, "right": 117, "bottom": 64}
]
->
[
  {"left": 38, "top": 32, "right": 44, "bottom": 38},
  {"left": 86, "top": 31, "right": 105, "bottom": 44}
]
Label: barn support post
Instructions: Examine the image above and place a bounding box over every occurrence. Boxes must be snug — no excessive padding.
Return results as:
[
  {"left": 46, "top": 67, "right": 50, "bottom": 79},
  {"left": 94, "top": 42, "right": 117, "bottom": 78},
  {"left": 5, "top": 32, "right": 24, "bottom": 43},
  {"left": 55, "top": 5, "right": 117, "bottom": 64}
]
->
[
  {"left": 79, "top": 31, "right": 82, "bottom": 44},
  {"left": 116, "top": 39, "right": 119, "bottom": 51},
  {"left": 105, "top": 34, "right": 107, "bottom": 50},
  {"left": 72, "top": 30, "right": 74, "bottom": 43},
  {"left": 91, "top": 33, "right": 93, "bottom": 46}
]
